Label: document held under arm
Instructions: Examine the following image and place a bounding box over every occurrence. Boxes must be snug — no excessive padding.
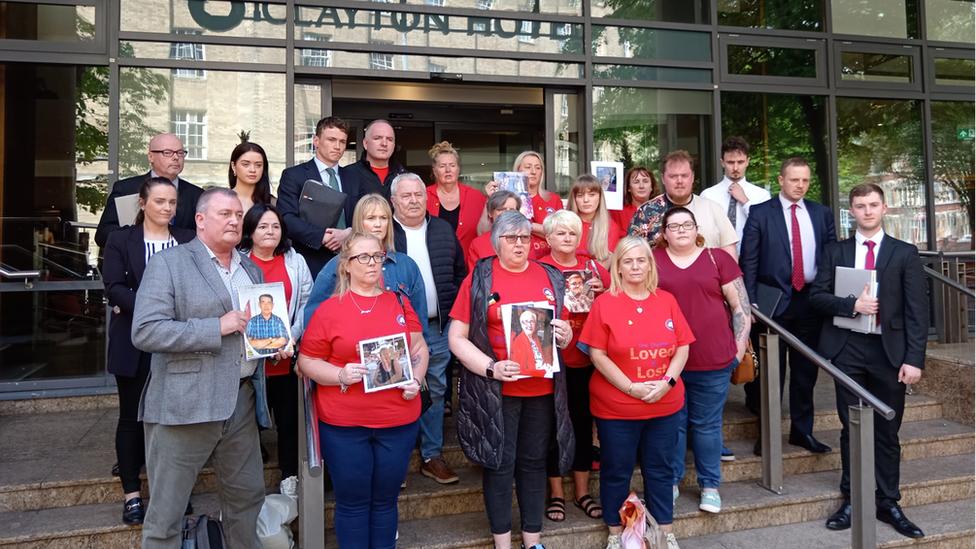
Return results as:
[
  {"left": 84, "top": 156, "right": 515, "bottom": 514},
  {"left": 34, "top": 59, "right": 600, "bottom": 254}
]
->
[
  {"left": 298, "top": 179, "right": 346, "bottom": 229},
  {"left": 833, "top": 266, "right": 879, "bottom": 334}
]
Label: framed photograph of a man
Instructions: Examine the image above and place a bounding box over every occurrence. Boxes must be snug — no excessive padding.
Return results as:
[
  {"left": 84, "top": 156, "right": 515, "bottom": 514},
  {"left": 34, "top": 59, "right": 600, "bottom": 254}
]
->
[
  {"left": 239, "top": 282, "right": 294, "bottom": 360},
  {"left": 360, "top": 333, "right": 413, "bottom": 393},
  {"left": 501, "top": 302, "right": 559, "bottom": 378},
  {"left": 590, "top": 161, "right": 624, "bottom": 211}
]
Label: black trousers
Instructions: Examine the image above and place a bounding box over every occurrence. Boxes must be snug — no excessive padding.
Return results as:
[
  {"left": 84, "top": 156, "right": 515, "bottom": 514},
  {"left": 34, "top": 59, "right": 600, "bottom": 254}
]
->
[
  {"left": 834, "top": 332, "right": 906, "bottom": 509},
  {"left": 115, "top": 352, "right": 151, "bottom": 494},
  {"left": 547, "top": 365, "right": 593, "bottom": 477},
  {"left": 744, "top": 287, "right": 821, "bottom": 436},
  {"left": 266, "top": 372, "right": 300, "bottom": 479}
]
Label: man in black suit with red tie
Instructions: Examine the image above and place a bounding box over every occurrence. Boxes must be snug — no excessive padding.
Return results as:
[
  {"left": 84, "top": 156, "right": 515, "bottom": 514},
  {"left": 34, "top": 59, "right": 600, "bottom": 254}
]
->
[
  {"left": 810, "top": 183, "right": 927, "bottom": 539},
  {"left": 740, "top": 157, "right": 836, "bottom": 456}
]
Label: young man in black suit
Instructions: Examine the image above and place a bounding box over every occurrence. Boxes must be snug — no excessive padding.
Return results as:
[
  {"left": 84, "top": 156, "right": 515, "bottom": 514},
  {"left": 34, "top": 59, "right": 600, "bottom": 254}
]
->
[
  {"left": 277, "top": 116, "right": 362, "bottom": 278},
  {"left": 810, "top": 183, "right": 927, "bottom": 539},
  {"left": 95, "top": 133, "right": 204, "bottom": 247},
  {"left": 740, "top": 157, "right": 836, "bottom": 455}
]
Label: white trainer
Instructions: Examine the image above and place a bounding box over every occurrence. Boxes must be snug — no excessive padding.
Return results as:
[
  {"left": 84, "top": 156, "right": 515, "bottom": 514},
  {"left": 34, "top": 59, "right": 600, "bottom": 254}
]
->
[
  {"left": 605, "top": 534, "right": 622, "bottom": 549},
  {"left": 666, "top": 533, "right": 680, "bottom": 549},
  {"left": 279, "top": 475, "right": 298, "bottom": 498}
]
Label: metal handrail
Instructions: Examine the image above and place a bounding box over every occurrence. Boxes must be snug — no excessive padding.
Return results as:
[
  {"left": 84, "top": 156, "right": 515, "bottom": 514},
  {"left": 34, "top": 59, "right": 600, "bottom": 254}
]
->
[
  {"left": 302, "top": 377, "right": 322, "bottom": 477},
  {"left": 924, "top": 266, "right": 976, "bottom": 298},
  {"left": 0, "top": 267, "right": 40, "bottom": 279},
  {"left": 751, "top": 306, "right": 896, "bottom": 420},
  {"left": 918, "top": 250, "right": 975, "bottom": 258}
]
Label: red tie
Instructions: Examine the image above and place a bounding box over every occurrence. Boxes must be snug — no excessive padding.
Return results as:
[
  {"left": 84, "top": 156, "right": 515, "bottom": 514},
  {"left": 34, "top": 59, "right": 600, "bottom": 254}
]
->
[
  {"left": 865, "top": 240, "right": 876, "bottom": 270},
  {"left": 791, "top": 204, "right": 804, "bottom": 291}
]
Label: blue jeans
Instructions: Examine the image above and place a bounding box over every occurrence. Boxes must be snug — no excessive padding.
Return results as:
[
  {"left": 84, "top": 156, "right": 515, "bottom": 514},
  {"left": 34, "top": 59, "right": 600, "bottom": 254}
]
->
[
  {"left": 419, "top": 319, "right": 451, "bottom": 460},
  {"left": 319, "top": 420, "right": 420, "bottom": 549},
  {"left": 672, "top": 361, "right": 736, "bottom": 489},
  {"left": 596, "top": 413, "right": 680, "bottom": 527}
]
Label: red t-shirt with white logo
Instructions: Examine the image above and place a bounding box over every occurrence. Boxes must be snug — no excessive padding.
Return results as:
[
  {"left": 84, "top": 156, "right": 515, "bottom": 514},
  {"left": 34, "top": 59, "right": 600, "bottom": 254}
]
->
[
  {"left": 450, "top": 259, "right": 559, "bottom": 397},
  {"left": 579, "top": 289, "right": 694, "bottom": 420},
  {"left": 538, "top": 254, "right": 610, "bottom": 368},
  {"left": 530, "top": 192, "right": 563, "bottom": 258},
  {"left": 301, "top": 291, "right": 422, "bottom": 428}
]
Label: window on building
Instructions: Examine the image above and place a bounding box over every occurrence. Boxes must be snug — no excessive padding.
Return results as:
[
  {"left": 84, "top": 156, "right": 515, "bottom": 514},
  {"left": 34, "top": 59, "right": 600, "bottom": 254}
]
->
[
  {"left": 370, "top": 52, "right": 395, "bottom": 70},
  {"left": 429, "top": 62, "right": 447, "bottom": 73},
  {"left": 170, "top": 29, "right": 205, "bottom": 79},
  {"left": 300, "top": 33, "right": 333, "bottom": 67},
  {"left": 477, "top": 0, "right": 497, "bottom": 9},
  {"left": 518, "top": 20, "right": 535, "bottom": 43},
  {"left": 171, "top": 111, "right": 207, "bottom": 160},
  {"left": 296, "top": 117, "right": 318, "bottom": 157},
  {"left": 426, "top": 0, "right": 445, "bottom": 5}
]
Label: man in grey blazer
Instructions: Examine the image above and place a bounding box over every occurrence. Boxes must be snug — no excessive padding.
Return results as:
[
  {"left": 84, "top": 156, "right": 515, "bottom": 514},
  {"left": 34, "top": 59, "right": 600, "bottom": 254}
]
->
[{"left": 133, "top": 188, "right": 283, "bottom": 548}]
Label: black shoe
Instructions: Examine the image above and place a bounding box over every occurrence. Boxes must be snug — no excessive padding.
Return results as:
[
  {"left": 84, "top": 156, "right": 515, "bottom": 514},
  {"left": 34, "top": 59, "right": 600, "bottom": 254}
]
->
[
  {"left": 111, "top": 462, "right": 120, "bottom": 476},
  {"left": 788, "top": 433, "right": 831, "bottom": 453},
  {"left": 753, "top": 439, "right": 762, "bottom": 456},
  {"left": 825, "top": 501, "right": 851, "bottom": 530},
  {"left": 877, "top": 505, "right": 924, "bottom": 539},
  {"left": 122, "top": 497, "right": 145, "bottom": 525},
  {"left": 185, "top": 500, "right": 194, "bottom": 516}
]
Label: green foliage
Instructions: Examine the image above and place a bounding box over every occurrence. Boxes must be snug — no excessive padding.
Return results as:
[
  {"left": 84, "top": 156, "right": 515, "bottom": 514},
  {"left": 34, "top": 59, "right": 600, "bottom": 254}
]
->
[{"left": 118, "top": 47, "right": 169, "bottom": 178}]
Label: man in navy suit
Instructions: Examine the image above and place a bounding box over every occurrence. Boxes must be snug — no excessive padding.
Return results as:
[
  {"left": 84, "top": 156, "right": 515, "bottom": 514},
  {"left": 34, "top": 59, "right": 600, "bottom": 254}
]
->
[
  {"left": 740, "top": 157, "right": 836, "bottom": 455},
  {"left": 811, "top": 183, "right": 926, "bottom": 539},
  {"left": 278, "top": 116, "right": 362, "bottom": 278}
]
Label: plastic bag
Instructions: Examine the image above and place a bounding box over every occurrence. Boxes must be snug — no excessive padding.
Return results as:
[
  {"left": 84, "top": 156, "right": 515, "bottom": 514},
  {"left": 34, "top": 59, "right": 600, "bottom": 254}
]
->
[
  {"left": 257, "top": 494, "right": 299, "bottom": 549},
  {"left": 619, "top": 492, "right": 667, "bottom": 549}
]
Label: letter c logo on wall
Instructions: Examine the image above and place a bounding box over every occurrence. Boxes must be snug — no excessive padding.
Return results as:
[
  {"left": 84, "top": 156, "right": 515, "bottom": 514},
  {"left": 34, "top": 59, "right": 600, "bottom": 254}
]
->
[{"left": 188, "top": 0, "right": 246, "bottom": 33}]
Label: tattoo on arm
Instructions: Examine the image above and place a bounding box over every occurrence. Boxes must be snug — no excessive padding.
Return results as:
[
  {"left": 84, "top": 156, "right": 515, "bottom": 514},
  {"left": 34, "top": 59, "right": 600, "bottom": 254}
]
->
[
  {"left": 411, "top": 355, "right": 421, "bottom": 366},
  {"left": 731, "top": 278, "right": 751, "bottom": 346}
]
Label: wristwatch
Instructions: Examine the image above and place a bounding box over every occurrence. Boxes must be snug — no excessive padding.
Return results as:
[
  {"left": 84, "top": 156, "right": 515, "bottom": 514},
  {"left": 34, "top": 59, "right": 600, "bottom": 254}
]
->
[
  {"left": 662, "top": 375, "right": 676, "bottom": 388},
  {"left": 486, "top": 360, "right": 495, "bottom": 379}
]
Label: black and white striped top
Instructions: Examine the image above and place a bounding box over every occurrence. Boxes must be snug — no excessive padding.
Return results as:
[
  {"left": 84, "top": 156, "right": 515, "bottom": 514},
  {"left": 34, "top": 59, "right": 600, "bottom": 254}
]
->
[{"left": 144, "top": 236, "right": 178, "bottom": 264}]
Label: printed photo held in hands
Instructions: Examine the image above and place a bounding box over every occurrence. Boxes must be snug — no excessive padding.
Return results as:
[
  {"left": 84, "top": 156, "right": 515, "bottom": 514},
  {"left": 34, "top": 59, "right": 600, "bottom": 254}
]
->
[
  {"left": 494, "top": 171, "right": 534, "bottom": 220},
  {"left": 359, "top": 333, "right": 414, "bottom": 393},
  {"left": 502, "top": 302, "right": 560, "bottom": 378},
  {"left": 563, "top": 262, "right": 599, "bottom": 313},
  {"left": 239, "top": 282, "right": 294, "bottom": 360}
]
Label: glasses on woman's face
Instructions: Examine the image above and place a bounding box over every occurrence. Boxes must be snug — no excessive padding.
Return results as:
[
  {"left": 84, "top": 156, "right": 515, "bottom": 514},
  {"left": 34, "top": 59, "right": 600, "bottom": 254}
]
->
[
  {"left": 666, "top": 221, "right": 697, "bottom": 232},
  {"left": 500, "top": 234, "right": 531, "bottom": 244},
  {"left": 352, "top": 252, "right": 386, "bottom": 264}
]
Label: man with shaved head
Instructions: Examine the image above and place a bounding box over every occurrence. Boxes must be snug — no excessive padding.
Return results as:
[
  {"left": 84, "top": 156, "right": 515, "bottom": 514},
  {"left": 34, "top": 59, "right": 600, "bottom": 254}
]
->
[
  {"left": 340, "top": 119, "right": 406, "bottom": 202},
  {"left": 95, "top": 133, "right": 205, "bottom": 247}
]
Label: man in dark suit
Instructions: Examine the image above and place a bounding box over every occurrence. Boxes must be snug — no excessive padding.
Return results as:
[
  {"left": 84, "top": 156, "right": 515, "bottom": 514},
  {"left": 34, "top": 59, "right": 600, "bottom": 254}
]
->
[
  {"left": 810, "top": 183, "right": 926, "bottom": 539},
  {"left": 94, "top": 133, "right": 204, "bottom": 248},
  {"left": 740, "top": 157, "right": 836, "bottom": 455},
  {"left": 278, "top": 116, "right": 362, "bottom": 278},
  {"left": 341, "top": 119, "right": 407, "bottom": 202}
]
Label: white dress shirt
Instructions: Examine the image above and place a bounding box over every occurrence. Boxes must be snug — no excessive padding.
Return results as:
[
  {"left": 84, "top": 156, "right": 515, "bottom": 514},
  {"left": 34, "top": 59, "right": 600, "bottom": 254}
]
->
[
  {"left": 149, "top": 169, "right": 180, "bottom": 190},
  {"left": 779, "top": 194, "right": 818, "bottom": 283},
  {"left": 700, "top": 177, "right": 771, "bottom": 249},
  {"left": 312, "top": 156, "right": 343, "bottom": 192},
  {"left": 397, "top": 218, "right": 438, "bottom": 318},
  {"left": 854, "top": 229, "right": 885, "bottom": 270}
]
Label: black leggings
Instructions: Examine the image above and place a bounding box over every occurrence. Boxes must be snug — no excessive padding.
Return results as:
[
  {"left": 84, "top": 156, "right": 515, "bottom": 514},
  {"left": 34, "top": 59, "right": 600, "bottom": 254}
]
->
[
  {"left": 115, "top": 353, "right": 151, "bottom": 494},
  {"left": 266, "top": 372, "right": 300, "bottom": 479},
  {"left": 547, "top": 365, "right": 594, "bottom": 478}
]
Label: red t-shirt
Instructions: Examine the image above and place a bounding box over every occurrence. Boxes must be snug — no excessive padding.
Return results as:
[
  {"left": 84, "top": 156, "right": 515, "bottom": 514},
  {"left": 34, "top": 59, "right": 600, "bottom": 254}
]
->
[
  {"left": 450, "top": 259, "right": 558, "bottom": 397},
  {"left": 530, "top": 192, "right": 563, "bottom": 258},
  {"left": 250, "top": 253, "right": 293, "bottom": 376},
  {"left": 302, "top": 291, "right": 423, "bottom": 428},
  {"left": 578, "top": 220, "right": 622, "bottom": 258},
  {"left": 579, "top": 290, "right": 694, "bottom": 420},
  {"left": 372, "top": 166, "right": 390, "bottom": 185},
  {"left": 653, "top": 248, "right": 741, "bottom": 372},
  {"left": 538, "top": 254, "right": 610, "bottom": 368},
  {"left": 610, "top": 204, "right": 640, "bottom": 235},
  {"left": 466, "top": 232, "right": 496, "bottom": 274}
]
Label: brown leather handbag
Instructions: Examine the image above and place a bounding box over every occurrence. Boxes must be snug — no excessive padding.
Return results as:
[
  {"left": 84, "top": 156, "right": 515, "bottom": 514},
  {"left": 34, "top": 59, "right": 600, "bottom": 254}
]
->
[{"left": 706, "top": 249, "right": 758, "bottom": 385}]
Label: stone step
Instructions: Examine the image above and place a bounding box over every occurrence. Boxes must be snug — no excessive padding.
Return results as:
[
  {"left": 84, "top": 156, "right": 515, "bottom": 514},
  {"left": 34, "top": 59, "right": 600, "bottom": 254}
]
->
[{"left": 379, "top": 453, "right": 975, "bottom": 549}]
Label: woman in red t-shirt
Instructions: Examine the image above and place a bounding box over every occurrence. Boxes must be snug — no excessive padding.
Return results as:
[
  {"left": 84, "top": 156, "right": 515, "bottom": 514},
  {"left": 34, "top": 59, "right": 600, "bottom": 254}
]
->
[
  {"left": 654, "top": 207, "right": 750, "bottom": 515},
  {"left": 568, "top": 174, "right": 621, "bottom": 269},
  {"left": 449, "top": 210, "right": 574, "bottom": 549},
  {"left": 483, "top": 151, "right": 563, "bottom": 258},
  {"left": 610, "top": 166, "right": 659, "bottom": 234},
  {"left": 579, "top": 236, "right": 693, "bottom": 549},
  {"left": 466, "top": 190, "right": 521, "bottom": 273},
  {"left": 238, "top": 204, "right": 313, "bottom": 497},
  {"left": 538, "top": 210, "right": 610, "bottom": 523},
  {"left": 297, "top": 233, "right": 429, "bottom": 549}
]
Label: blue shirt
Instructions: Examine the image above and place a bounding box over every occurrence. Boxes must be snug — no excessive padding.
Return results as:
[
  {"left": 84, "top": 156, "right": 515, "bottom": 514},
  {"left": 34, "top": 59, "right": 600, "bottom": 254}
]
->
[
  {"left": 246, "top": 313, "right": 289, "bottom": 341},
  {"left": 305, "top": 251, "right": 430, "bottom": 342}
]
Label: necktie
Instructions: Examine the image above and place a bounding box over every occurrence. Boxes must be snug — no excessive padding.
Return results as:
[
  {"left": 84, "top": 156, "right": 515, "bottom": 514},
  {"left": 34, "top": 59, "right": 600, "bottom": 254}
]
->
[
  {"left": 325, "top": 167, "right": 346, "bottom": 230},
  {"left": 791, "top": 204, "right": 804, "bottom": 292},
  {"left": 865, "top": 240, "right": 876, "bottom": 270},
  {"left": 727, "top": 194, "right": 737, "bottom": 226}
]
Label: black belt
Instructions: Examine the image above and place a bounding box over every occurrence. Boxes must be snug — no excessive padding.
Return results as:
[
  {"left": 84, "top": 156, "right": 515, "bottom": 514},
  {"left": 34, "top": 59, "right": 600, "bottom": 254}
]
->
[{"left": 239, "top": 377, "right": 250, "bottom": 388}]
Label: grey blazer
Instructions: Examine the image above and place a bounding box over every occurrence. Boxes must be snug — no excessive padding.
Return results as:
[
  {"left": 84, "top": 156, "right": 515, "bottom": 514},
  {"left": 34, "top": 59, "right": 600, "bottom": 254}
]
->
[{"left": 132, "top": 237, "right": 270, "bottom": 428}]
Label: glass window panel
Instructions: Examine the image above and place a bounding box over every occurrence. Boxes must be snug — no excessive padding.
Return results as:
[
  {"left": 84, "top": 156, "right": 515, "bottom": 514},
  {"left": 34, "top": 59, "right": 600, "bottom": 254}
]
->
[
  {"left": 830, "top": 0, "right": 918, "bottom": 39},
  {"left": 840, "top": 52, "right": 913, "bottom": 83},
  {"left": 297, "top": 51, "right": 583, "bottom": 78},
  {"left": 930, "top": 101, "right": 974, "bottom": 250},
  {"left": 553, "top": 92, "right": 580, "bottom": 198},
  {"left": 836, "top": 98, "right": 926, "bottom": 248},
  {"left": 294, "top": 82, "right": 322, "bottom": 161},
  {"left": 727, "top": 45, "right": 818, "bottom": 78},
  {"left": 934, "top": 57, "right": 975, "bottom": 86},
  {"left": 361, "top": 0, "right": 582, "bottom": 16},
  {"left": 119, "top": 68, "right": 286, "bottom": 194},
  {"left": 294, "top": 6, "right": 583, "bottom": 56},
  {"left": 717, "top": 0, "right": 823, "bottom": 32},
  {"left": 925, "top": 0, "right": 975, "bottom": 43},
  {"left": 593, "top": 64, "right": 711, "bottom": 83},
  {"left": 593, "top": 87, "right": 713, "bottom": 193},
  {"left": 590, "top": 0, "right": 709, "bottom": 24},
  {"left": 720, "top": 92, "right": 829, "bottom": 203},
  {"left": 121, "top": 42, "right": 286, "bottom": 65},
  {"left": 591, "top": 26, "right": 710, "bottom": 62},
  {"left": 0, "top": 2, "right": 96, "bottom": 42},
  {"left": 121, "top": 0, "right": 287, "bottom": 39}
]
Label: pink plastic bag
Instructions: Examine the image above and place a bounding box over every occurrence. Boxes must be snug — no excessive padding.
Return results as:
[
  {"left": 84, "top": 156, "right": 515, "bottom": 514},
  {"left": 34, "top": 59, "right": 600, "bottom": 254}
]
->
[{"left": 618, "top": 492, "right": 667, "bottom": 549}]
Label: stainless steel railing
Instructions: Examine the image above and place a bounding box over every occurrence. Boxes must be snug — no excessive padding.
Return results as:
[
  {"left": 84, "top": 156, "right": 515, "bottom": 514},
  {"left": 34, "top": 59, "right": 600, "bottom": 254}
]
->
[
  {"left": 298, "top": 377, "right": 325, "bottom": 549},
  {"left": 918, "top": 250, "right": 975, "bottom": 343}
]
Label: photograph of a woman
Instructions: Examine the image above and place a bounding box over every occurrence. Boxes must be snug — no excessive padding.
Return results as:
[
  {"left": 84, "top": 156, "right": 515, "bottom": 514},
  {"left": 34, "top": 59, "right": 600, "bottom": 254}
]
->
[{"left": 361, "top": 335, "right": 414, "bottom": 392}]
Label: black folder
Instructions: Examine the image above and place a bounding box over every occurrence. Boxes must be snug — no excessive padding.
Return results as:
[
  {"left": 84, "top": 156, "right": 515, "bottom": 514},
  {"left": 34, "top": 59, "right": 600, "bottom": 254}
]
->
[
  {"left": 298, "top": 179, "right": 346, "bottom": 229},
  {"left": 755, "top": 283, "right": 782, "bottom": 318}
]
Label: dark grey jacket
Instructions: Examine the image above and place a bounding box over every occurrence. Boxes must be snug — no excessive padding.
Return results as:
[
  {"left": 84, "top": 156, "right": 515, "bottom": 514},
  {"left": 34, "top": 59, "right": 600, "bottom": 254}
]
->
[{"left": 456, "top": 257, "right": 575, "bottom": 475}]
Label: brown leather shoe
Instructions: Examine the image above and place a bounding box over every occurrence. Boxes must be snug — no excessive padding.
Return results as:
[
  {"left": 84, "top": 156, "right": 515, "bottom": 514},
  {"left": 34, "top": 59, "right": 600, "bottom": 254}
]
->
[{"left": 421, "top": 456, "right": 459, "bottom": 484}]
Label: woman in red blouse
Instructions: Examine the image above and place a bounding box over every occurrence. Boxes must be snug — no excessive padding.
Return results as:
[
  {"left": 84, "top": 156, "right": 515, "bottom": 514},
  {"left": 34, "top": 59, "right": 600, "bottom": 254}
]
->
[
  {"left": 610, "top": 167, "right": 658, "bottom": 234},
  {"left": 426, "top": 141, "right": 487, "bottom": 254},
  {"left": 580, "top": 236, "right": 693, "bottom": 549},
  {"left": 568, "top": 174, "right": 622, "bottom": 269},
  {"left": 297, "top": 232, "right": 429, "bottom": 549}
]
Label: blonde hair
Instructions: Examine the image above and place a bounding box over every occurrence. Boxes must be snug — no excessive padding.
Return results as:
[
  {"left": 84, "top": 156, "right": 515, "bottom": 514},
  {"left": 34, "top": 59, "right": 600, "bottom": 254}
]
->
[
  {"left": 568, "top": 174, "right": 611, "bottom": 262},
  {"left": 609, "top": 236, "right": 658, "bottom": 296},
  {"left": 352, "top": 194, "right": 395, "bottom": 252},
  {"left": 513, "top": 151, "right": 549, "bottom": 201},
  {"left": 543, "top": 209, "right": 582, "bottom": 236},
  {"left": 429, "top": 141, "right": 459, "bottom": 166},
  {"left": 333, "top": 232, "right": 384, "bottom": 299}
]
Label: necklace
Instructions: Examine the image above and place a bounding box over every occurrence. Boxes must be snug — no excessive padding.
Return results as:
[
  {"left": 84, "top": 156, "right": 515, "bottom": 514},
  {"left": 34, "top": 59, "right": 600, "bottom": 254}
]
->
[
  {"left": 628, "top": 293, "right": 648, "bottom": 314},
  {"left": 349, "top": 292, "right": 379, "bottom": 314}
]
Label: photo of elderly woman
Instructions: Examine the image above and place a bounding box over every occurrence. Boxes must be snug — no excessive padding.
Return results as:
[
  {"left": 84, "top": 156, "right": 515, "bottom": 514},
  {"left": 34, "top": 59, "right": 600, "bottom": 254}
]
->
[
  {"left": 360, "top": 333, "right": 414, "bottom": 392},
  {"left": 504, "top": 304, "right": 558, "bottom": 378}
]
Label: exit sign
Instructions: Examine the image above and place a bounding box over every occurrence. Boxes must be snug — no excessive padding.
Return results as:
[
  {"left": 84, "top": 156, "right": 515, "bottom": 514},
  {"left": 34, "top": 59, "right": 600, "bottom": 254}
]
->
[{"left": 959, "top": 128, "right": 975, "bottom": 139}]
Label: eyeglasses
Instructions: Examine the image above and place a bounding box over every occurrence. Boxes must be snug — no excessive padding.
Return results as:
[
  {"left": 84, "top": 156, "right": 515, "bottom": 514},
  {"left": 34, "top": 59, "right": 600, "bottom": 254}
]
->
[
  {"left": 500, "top": 234, "right": 531, "bottom": 244},
  {"left": 352, "top": 252, "right": 386, "bottom": 264},
  {"left": 150, "top": 149, "right": 189, "bottom": 158},
  {"left": 665, "top": 221, "right": 697, "bottom": 232}
]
